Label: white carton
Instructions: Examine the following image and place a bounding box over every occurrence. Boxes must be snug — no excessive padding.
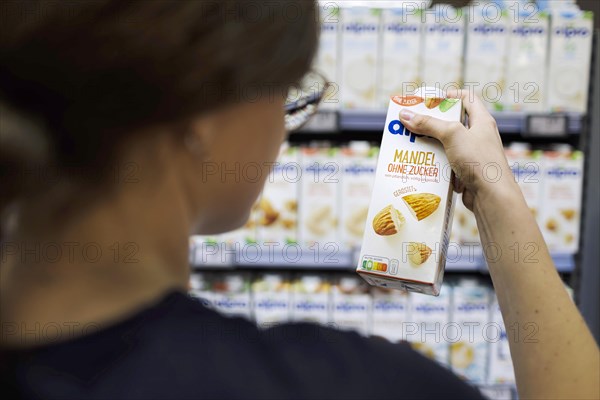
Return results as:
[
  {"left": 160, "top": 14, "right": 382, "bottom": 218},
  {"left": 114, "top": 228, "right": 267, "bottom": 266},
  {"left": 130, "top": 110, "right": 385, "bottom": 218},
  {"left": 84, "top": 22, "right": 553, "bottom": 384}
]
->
[
  {"left": 258, "top": 143, "right": 300, "bottom": 247},
  {"left": 371, "top": 287, "right": 410, "bottom": 343},
  {"left": 505, "top": 143, "right": 543, "bottom": 219},
  {"left": 291, "top": 274, "right": 331, "bottom": 325},
  {"left": 546, "top": 7, "right": 594, "bottom": 113},
  {"left": 299, "top": 146, "right": 340, "bottom": 250},
  {"left": 453, "top": 194, "right": 481, "bottom": 251},
  {"left": 210, "top": 273, "right": 252, "bottom": 319},
  {"left": 464, "top": 3, "right": 509, "bottom": 110},
  {"left": 357, "top": 87, "right": 461, "bottom": 295},
  {"left": 501, "top": 5, "right": 550, "bottom": 112},
  {"left": 449, "top": 280, "right": 490, "bottom": 383},
  {"left": 252, "top": 273, "right": 291, "bottom": 328},
  {"left": 340, "top": 5, "right": 380, "bottom": 109},
  {"left": 331, "top": 275, "right": 371, "bottom": 335},
  {"left": 340, "top": 142, "right": 378, "bottom": 250},
  {"left": 189, "top": 234, "right": 228, "bottom": 266},
  {"left": 421, "top": 5, "right": 465, "bottom": 89},
  {"left": 378, "top": 5, "right": 424, "bottom": 108},
  {"left": 315, "top": 2, "right": 340, "bottom": 110},
  {"left": 539, "top": 147, "right": 584, "bottom": 253},
  {"left": 409, "top": 286, "right": 451, "bottom": 366},
  {"left": 487, "top": 296, "right": 515, "bottom": 385}
]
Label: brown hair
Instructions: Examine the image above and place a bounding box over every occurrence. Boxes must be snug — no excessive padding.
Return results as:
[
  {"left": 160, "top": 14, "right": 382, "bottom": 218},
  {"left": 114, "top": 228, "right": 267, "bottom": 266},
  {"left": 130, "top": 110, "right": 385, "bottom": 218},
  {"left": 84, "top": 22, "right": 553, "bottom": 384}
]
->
[{"left": 0, "top": 0, "right": 318, "bottom": 217}]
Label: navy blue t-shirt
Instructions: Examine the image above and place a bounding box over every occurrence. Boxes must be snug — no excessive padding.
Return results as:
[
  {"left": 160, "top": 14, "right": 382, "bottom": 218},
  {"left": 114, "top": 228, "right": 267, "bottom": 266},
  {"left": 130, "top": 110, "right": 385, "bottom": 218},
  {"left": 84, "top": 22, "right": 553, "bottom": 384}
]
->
[{"left": 4, "top": 291, "right": 485, "bottom": 399}]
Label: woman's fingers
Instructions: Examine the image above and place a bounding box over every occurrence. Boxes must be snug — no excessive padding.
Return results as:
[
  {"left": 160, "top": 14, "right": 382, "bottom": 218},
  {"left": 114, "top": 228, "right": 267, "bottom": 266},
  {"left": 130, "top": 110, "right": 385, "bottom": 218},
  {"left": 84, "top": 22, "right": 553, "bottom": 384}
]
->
[
  {"left": 445, "top": 89, "right": 493, "bottom": 128},
  {"left": 399, "top": 109, "right": 465, "bottom": 145}
]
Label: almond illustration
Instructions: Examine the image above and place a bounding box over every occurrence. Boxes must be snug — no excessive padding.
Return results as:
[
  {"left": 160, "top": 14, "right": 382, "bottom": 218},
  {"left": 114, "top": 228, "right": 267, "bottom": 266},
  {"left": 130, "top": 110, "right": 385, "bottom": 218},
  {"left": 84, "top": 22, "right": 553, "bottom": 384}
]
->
[
  {"left": 424, "top": 97, "right": 443, "bottom": 109},
  {"left": 560, "top": 209, "right": 575, "bottom": 221},
  {"left": 402, "top": 193, "right": 441, "bottom": 221},
  {"left": 372, "top": 205, "right": 405, "bottom": 236},
  {"left": 407, "top": 242, "right": 432, "bottom": 265},
  {"left": 546, "top": 218, "right": 558, "bottom": 232},
  {"left": 258, "top": 198, "right": 279, "bottom": 226}
]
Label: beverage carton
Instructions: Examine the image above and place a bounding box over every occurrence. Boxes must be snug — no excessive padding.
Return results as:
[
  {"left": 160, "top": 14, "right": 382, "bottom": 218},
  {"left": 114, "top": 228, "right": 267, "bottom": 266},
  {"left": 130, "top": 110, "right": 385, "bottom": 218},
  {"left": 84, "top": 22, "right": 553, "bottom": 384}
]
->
[
  {"left": 378, "top": 5, "right": 424, "bottom": 107},
  {"left": 340, "top": 5, "right": 380, "bottom": 109},
  {"left": 464, "top": 2, "right": 510, "bottom": 110},
  {"left": 258, "top": 143, "right": 300, "bottom": 248},
  {"left": 331, "top": 275, "right": 371, "bottom": 335},
  {"left": 539, "top": 146, "right": 584, "bottom": 253},
  {"left": 501, "top": 4, "right": 550, "bottom": 111},
  {"left": 546, "top": 6, "right": 594, "bottom": 113},
  {"left": 340, "top": 142, "right": 378, "bottom": 251},
  {"left": 315, "top": 2, "right": 340, "bottom": 110},
  {"left": 371, "top": 287, "right": 411, "bottom": 343},
  {"left": 210, "top": 272, "right": 252, "bottom": 320},
  {"left": 449, "top": 280, "right": 491, "bottom": 383},
  {"left": 487, "top": 296, "right": 515, "bottom": 385},
  {"left": 252, "top": 273, "right": 291, "bottom": 328},
  {"left": 421, "top": 4, "right": 465, "bottom": 89},
  {"left": 189, "top": 272, "right": 213, "bottom": 308},
  {"left": 290, "top": 274, "right": 332, "bottom": 325},
  {"left": 299, "top": 146, "right": 340, "bottom": 251},
  {"left": 505, "top": 143, "right": 543, "bottom": 220},
  {"left": 409, "top": 286, "right": 451, "bottom": 366},
  {"left": 357, "top": 87, "right": 462, "bottom": 295}
]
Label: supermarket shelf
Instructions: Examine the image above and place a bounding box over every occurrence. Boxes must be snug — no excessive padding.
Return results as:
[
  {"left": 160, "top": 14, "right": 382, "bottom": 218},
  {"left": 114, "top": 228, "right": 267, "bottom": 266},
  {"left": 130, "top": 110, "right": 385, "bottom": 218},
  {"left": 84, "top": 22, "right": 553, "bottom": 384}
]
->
[
  {"left": 298, "top": 110, "right": 584, "bottom": 134},
  {"left": 189, "top": 245, "right": 575, "bottom": 273}
]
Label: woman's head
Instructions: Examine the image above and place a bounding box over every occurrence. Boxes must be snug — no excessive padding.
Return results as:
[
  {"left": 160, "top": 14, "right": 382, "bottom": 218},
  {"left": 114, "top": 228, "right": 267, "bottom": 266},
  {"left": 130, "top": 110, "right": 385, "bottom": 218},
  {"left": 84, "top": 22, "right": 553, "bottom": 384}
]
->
[{"left": 0, "top": 0, "right": 318, "bottom": 236}]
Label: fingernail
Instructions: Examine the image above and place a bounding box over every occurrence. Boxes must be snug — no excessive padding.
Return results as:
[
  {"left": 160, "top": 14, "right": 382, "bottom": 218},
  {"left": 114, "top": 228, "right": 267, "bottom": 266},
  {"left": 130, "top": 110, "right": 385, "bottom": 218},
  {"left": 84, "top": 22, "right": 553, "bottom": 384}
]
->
[{"left": 400, "top": 109, "right": 414, "bottom": 121}]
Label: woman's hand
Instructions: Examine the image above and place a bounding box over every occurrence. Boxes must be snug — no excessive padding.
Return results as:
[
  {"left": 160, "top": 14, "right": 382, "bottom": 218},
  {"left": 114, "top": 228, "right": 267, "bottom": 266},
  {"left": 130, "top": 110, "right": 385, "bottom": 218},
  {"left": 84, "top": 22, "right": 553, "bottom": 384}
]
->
[{"left": 398, "top": 89, "right": 519, "bottom": 211}]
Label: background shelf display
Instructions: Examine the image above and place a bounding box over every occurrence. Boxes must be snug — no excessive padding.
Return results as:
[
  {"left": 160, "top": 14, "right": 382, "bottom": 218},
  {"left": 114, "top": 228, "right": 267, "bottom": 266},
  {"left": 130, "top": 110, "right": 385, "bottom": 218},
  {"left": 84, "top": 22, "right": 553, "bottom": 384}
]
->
[{"left": 299, "top": 110, "right": 585, "bottom": 135}]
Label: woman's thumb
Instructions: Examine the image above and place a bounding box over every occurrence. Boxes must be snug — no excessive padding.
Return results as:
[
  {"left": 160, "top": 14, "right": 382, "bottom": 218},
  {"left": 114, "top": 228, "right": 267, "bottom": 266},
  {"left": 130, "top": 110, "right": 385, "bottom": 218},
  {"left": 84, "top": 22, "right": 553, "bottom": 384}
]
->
[{"left": 399, "top": 109, "right": 462, "bottom": 144}]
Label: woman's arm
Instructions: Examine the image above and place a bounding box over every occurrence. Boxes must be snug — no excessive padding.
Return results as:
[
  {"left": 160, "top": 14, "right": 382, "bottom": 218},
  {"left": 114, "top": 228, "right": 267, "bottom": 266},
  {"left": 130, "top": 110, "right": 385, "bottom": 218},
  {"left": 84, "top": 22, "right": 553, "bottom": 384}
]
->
[{"left": 399, "top": 90, "right": 599, "bottom": 400}]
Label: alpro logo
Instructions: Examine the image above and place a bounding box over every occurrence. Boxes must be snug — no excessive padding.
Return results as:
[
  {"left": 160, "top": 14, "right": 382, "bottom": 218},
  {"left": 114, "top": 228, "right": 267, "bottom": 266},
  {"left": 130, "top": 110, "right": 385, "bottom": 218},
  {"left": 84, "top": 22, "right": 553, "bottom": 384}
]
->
[
  {"left": 388, "top": 119, "right": 422, "bottom": 143},
  {"left": 415, "top": 304, "right": 446, "bottom": 313},
  {"left": 473, "top": 24, "right": 506, "bottom": 35},
  {"left": 428, "top": 24, "right": 461, "bottom": 34},
  {"left": 457, "top": 302, "right": 487, "bottom": 313},
  {"left": 554, "top": 26, "right": 590, "bottom": 38},
  {"left": 344, "top": 164, "right": 376, "bottom": 175},
  {"left": 345, "top": 22, "right": 377, "bottom": 34},
  {"left": 512, "top": 25, "right": 545, "bottom": 37},
  {"left": 547, "top": 167, "right": 581, "bottom": 178},
  {"left": 386, "top": 23, "right": 419, "bottom": 34}
]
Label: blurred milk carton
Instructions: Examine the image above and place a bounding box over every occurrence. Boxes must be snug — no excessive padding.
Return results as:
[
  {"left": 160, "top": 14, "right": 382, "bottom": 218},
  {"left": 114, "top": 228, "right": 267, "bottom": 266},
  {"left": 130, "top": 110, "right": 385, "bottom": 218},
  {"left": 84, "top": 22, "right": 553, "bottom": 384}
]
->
[
  {"left": 505, "top": 143, "right": 543, "bottom": 220},
  {"left": 210, "top": 273, "right": 252, "bottom": 319},
  {"left": 340, "top": 142, "right": 378, "bottom": 250},
  {"left": 340, "top": 5, "right": 380, "bottom": 109},
  {"left": 315, "top": 2, "right": 340, "bottom": 110},
  {"left": 449, "top": 280, "right": 490, "bottom": 383},
  {"left": 291, "top": 274, "right": 332, "bottom": 325},
  {"left": 371, "top": 287, "right": 411, "bottom": 343},
  {"left": 487, "top": 296, "right": 515, "bottom": 385},
  {"left": 252, "top": 273, "right": 291, "bottom": 328},
  {"left": 331, "top": 275, "right": 371, "bottom": 335}
]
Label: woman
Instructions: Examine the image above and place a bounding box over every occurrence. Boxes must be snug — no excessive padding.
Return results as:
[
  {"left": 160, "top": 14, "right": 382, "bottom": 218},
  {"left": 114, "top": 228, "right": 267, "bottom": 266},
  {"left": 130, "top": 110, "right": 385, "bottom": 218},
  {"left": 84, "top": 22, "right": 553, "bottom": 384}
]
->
[{"left": 1, "top": 1, "right": 598, "bottom": 399}]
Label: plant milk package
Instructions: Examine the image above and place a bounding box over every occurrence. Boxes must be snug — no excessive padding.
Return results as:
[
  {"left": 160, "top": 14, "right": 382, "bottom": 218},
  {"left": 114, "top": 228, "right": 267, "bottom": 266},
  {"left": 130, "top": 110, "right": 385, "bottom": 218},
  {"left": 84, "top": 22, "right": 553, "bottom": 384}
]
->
[
  {"left": 501, "top": 4, "right": 549, "bottom": 112},
  {"left": 189, "top": 235, "right": 227, "bottom": 267},
  {"left": 449, "top": 280, "right": 490, "bottom": 383},
  {"left": 464, "top": 2, "right": 509, "bottom": 110},
  {"left": 409, "top": 286, "right": 451, "bottom": 366},
  {"left": 546, "top": 6, "right": 594, "bottom": 113},
  {"left": 252, "top": 273, "right": 291, "bottom": 328},
  {"left": 357, "top": 87, "right": 461, "bottom": 296},
  {"left": 331, "top": 275, "right": 371, "bottom": 335},
  {"left": 487, "top": 296, "right": 515, "bottom": 385},
  {"left": 371, "top": 287, "right": 410, "bottom": 343},
  {"left": 210, "top": 272, "right": 252, "bottom": 320},
  {"left": 539, "top": 146, "right": 584, "bottom": 253},
  {"left": 314, "top": 2, "right": 340, "bottom": 110},
  {"left": 299, "top": 146, "right": 340, "bottom": 250},
  {"left": 258, "top": 143, "right": 300, "bottom": 247},
  {"left": 505, "top": 143, "right": 543, "bottom": 219},
  {"left": 340, "top": 142, "right": 378, "bottom": 250},
  {"left": 452, "top": 193, "right": 481, "bottom": 250},
  {"left": 421, "top": 5, "right": 465, "bottom": 89},
  {"left": 290, "top": 274, "right": 331, "bottom": 325},
  {"left": 378, "top": 4, "right": 424, "bottom": 108},
  {"left": 221, "top": 196, "right": 260, "bottom": 258},
  {"left": 340, "top": 5, "right": 380, "bottom": 109}
]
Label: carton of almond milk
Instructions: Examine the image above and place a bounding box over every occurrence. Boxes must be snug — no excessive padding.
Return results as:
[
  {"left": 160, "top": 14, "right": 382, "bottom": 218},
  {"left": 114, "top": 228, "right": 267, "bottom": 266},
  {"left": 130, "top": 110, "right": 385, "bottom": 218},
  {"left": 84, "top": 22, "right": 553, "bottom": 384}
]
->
[
  {"left": 357, "top": 87, "right": 462, "bottom": 296},
  {"left": 331, "top": 275, "right": 371, "bottom": 336}
]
